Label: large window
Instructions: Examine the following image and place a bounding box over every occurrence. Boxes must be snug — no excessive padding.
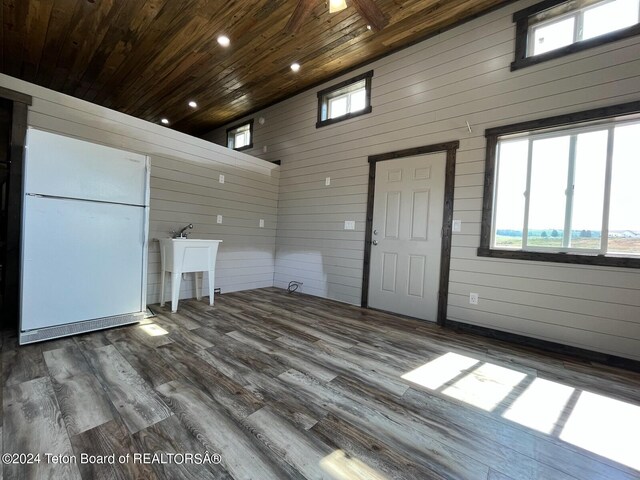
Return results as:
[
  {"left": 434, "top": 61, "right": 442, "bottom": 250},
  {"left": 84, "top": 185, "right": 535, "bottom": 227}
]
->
[
  {"left": 316, "top": 71, "right": 373, "bottom": 128},
  {"left": 480, "top": 102, "right": 640, "bottom": 268},
  {"left": 511, "top": 0, "right": 640, "bottom": 70},
  {"left": 226, "top": 120, "right": 253, "bottom": 151}
]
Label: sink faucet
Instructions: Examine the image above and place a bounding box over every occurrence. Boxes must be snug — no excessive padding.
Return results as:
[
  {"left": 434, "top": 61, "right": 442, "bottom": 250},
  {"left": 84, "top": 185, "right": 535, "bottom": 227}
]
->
[{"left": 171, "top": 224, "right": 193, "bottom": 238}]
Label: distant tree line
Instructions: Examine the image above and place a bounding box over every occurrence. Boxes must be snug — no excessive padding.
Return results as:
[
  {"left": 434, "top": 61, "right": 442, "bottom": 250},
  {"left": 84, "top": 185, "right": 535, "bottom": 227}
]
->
[{"left": 496, "top": 229, "right": 601, "bottom": 238}]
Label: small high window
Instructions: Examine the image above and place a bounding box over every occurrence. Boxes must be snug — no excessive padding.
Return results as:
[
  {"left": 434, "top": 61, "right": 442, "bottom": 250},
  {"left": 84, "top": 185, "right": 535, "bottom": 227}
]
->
[
  {"left": 511, "top": 0, "right": 640, "bottom": 70},
  {"left": 227, "top": 120, "right": 253, "bottom": 151},
  {"left": 316, "top": 71, "right": 373, "bottom": 128},
  {"left": 479, "top": 101, "right": 640, "bottom": 268}
]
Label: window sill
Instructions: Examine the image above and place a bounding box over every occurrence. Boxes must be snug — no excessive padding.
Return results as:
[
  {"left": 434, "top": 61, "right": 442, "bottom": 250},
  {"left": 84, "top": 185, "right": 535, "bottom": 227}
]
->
[
  {"left": 316, "top": 106, "right": 372, "bottom": 129},
  {"left": 477, "top": 247, "right": 640, "bottom": 268},
  {"left": 511, "top": 23, "right": 640, "bottom": 71},
  {"left": 232, "top": 143, "right": 253, "bottom": 152}
]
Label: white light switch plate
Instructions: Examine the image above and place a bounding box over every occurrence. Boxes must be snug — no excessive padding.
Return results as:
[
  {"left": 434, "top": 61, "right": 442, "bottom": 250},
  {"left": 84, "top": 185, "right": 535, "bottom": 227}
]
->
[
  {"left": 219, "top": 174, "right": 225, "bottom": 184},
  {"left": 217, "top": 215, "right": 223, "bottom": 224},
  {"left": 344, "top": 220, "right": 355, "bottom": 230},
  {"left": 453, "top": 220, "right": 462, "bottom": 232},
  {"left": 325, "top": 177, "right": 331, "bottom": 186},
  {"left": 259, "top": 219, "right": 264, "bottom": 228}
]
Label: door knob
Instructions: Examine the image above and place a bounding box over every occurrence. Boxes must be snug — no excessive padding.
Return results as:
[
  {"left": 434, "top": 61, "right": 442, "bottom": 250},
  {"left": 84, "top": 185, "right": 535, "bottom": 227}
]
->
[
  {"left": 373, "top": 229, "right": 378, "bottom": 235},
  {"left": 372, "top": 240, "right": 378, "bottom": 246}
]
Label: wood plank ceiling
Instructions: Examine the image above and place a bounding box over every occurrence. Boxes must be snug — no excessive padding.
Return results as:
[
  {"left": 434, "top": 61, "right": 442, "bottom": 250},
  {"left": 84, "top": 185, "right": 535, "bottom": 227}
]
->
[{"left": 1, "top": 0, "right": 513, "bottom": 135}]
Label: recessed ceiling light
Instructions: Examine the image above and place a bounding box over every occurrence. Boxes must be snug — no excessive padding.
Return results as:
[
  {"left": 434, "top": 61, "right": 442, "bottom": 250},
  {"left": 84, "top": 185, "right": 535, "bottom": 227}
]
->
[
  {"left": 367, "top": 25, "right": 372, "bottom": 30},
  {"left": 188, "top": 101, "right": 198, "bottom": 108},
  {"left": 291, "top": 63, "right": 301, "bottom": 72},
  {"left": 217, "top": 35, "right": 230, "bottom": 47},
  {"left": 161, "top": 118, "right": 169, "bottom": 125}
]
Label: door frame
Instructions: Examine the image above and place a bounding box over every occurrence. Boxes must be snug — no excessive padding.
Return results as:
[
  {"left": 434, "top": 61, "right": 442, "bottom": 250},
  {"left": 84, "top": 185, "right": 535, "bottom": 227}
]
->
[{"left": 361, "top": 141, "right": 459, "bottom": 326}]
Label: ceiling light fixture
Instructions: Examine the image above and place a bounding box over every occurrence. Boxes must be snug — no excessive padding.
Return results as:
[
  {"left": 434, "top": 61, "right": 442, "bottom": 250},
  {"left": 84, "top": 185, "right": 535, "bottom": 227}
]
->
[
  {"left": 291, "top": 63, "right": 301, "bottom": 72},
  {"left": 161, "top": 118, "right": 169, "bottom": 124},
  {"left": 367, "top": 25, "right": 372, "bottom": 30},
  {"left": 217, "top": 35, "right": 230, "bottom": 47},
  {"left": 188, "top": 101, "right": 198, "bottom": 108},
  {"left": 329, "top": 0, "right": 348, "bottom": 13}
]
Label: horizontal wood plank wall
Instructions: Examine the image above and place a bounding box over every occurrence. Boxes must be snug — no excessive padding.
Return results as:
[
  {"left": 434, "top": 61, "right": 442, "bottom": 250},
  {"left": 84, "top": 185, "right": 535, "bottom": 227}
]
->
[
  {"left": 0, "top": 74, "right": 280, "bottom": 306},
  {"left": 205, "top": 0, "right": 640, "bottom": 361}
]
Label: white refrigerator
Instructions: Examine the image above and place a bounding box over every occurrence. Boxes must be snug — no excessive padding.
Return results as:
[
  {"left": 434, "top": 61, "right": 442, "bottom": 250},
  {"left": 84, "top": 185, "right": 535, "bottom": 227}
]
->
[{"left": 20, "top": 129, "right": 150, "bottom": 344}]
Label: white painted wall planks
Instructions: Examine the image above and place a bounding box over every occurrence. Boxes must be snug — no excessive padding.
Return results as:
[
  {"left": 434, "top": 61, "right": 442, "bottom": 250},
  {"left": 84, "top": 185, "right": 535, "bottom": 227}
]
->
[
  {"left": 0, "top": 73, "right": 280, "bottom": 306},
  {"left": 206, "top": 0, "right": 640, "bottom": 360}
]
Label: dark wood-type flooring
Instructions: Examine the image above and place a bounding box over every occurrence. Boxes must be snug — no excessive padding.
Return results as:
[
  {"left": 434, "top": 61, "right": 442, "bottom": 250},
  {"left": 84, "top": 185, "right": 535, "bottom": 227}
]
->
[{"left": 2, "top": 287, "right": 639, "bottom": 479}]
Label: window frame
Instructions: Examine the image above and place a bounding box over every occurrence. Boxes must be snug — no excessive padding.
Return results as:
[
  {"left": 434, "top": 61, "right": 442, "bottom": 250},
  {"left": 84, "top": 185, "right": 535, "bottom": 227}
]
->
[
  {"left": 226, "top": 119, "right": 254, "bottom": 151},
  {"left": 316, "top": 70, "right": 373, "bottom": 128},
  {"left": 478, "top": 100, "right": 640, "bottom": 269},
  {"left": 511, "top": 0, "right": 640, "bottom": 71}
]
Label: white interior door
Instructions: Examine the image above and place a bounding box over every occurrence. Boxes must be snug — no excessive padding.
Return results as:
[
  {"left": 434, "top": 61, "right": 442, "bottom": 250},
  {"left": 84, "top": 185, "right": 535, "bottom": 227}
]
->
[{"left": 368, "top": 153, "right": 446, "bottom": 321}]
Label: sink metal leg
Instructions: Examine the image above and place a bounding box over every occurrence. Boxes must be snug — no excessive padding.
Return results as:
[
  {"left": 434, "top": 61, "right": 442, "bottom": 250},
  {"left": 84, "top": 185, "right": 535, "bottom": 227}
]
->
[
  {"left": 160, "top": 270, "right": 166, "bottom": 306},
  {"left": 208, "top": 269, "right": 215, "bottom": 306},
  {"left": 171, "top": 272, "right": 181, "bottom": 313},
  {"left": 195, "top": 272, "right": 202, "bottom": 300}
]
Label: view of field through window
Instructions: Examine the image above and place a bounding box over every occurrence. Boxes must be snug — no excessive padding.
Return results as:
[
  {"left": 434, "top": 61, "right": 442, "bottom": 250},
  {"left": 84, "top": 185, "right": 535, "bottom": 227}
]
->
[{"left": 493, "top": 121, "right": 640, "bottom": 255}]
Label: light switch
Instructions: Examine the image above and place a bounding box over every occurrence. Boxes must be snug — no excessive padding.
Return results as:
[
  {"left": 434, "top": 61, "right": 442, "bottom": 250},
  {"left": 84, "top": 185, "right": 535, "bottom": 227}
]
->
[
  {"left": 344, "top": 220, "right": 355, "bottom": 230},
  {"left": 325, "top": 177, "right": 331, "bottom": 186},
  {"left": 453, "top": 220, "right": 462, "bottom": 232},
  {"left": 217, "top": 215, "right": 223, "bottom": 224},
  {"left": 259, "top": 219, "right": 265, "bottom": 228},
  {"left": 219, "top": 174, "right": 225, "bottom": 184},
  {"left": 263, "top": 145, "right": 268, "bottom": 153}
]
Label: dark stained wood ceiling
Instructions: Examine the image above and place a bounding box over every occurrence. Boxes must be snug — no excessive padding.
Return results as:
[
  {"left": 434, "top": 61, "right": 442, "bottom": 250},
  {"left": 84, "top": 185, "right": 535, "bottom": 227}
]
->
[{"left": 1, "top": 0, "right": 514, "bottom": 135}]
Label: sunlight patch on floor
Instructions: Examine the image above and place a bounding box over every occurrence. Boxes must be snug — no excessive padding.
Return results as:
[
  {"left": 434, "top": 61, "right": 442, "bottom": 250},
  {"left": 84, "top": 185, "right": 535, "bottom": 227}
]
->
[
  {"left": 503, "top": 377, "right": 575, "bottom": 434},
  {"left": 139, "top": 323, "right": 169, "bottom": 336},
  {"left": 442, "top": 362, "right": 527, "bottom": 411},
  {"left": 401, "top": 352, "right": 640, "bottom": 472},
  {"left": 560, "top": 391, "right": 640, "bottom": 470},
  {"left": 401, "top": 352, "right": 479, "bottom": 390},
  {"left": 319, "top": 450, "right": 389, "bottom": 480}
]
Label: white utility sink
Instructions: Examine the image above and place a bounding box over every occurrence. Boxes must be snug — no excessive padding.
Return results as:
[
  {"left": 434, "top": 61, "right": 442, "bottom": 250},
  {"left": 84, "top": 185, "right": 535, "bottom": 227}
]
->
[{"left": 158, "top": 238, "right": 222, "bottom": 312}]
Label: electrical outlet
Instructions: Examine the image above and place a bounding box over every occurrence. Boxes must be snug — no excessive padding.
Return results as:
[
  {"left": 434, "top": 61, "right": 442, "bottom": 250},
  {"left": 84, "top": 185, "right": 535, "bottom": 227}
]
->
[
  {"left": 344, "top": 220, "right": 355, "bottom": 230},
  {"left": 217, "top": 214, "right": 223, "bottom": 224},
  {"left": 452, "top": 220, "right": 462, "bottom": 232},
  {"left": 259, "top": 219, "right": 265, "bottom": 228},
  {"left": 325, "top": 177, "right": 331, "bottom": 186},
  {"left": 469, "top": 293, "right": 479, "bottom": 305},
  {"left": 219, "top": 174, "right": 225, "bottom": 184}
]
